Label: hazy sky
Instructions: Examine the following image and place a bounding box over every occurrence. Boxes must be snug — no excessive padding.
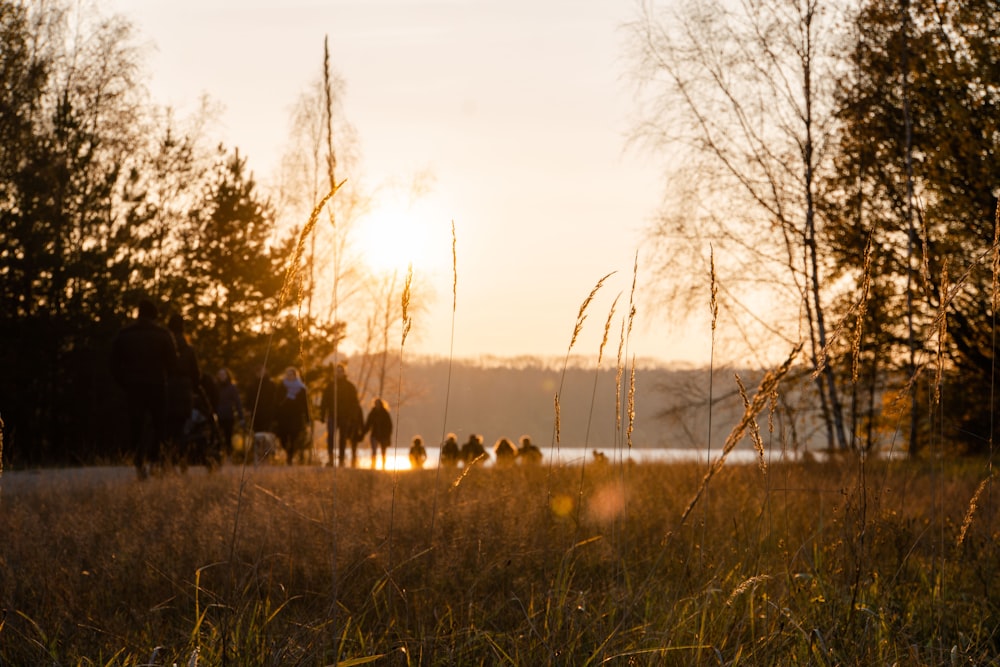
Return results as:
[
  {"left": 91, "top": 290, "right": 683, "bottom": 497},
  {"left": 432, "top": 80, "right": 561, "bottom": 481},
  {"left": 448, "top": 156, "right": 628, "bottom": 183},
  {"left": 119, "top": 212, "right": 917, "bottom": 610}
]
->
[{"left": 105, "top": 0, "right": 712, "bottom": 366}]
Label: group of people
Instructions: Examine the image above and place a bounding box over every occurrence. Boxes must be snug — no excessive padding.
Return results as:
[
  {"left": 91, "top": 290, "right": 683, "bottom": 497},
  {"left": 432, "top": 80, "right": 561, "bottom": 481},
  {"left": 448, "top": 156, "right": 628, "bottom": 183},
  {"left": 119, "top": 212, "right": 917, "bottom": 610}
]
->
[
  {"left": 365, "top": 433, "right": 544, "bottom": 471},
  {"left": 249, "top": 362, "right": 395, "bottom": 469},
  {"left": 110, "top": 298, "right": 545, "bottom": 478},
  {"left": 110, "top": 299, "right": 247, "bottom": 478},
  {"left": 435, "top": 433, "right": 542, "bottom": 469},
  {"left": 109, "top": 298, "right": 400, "bottom": 477}
]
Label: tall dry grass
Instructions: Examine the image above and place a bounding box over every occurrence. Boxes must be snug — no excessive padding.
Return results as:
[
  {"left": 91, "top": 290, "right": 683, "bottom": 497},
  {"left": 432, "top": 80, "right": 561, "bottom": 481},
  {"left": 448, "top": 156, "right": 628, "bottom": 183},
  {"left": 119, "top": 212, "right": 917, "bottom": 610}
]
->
[{"left": 1, "top": 459, "right": 998, "bottom": 665}]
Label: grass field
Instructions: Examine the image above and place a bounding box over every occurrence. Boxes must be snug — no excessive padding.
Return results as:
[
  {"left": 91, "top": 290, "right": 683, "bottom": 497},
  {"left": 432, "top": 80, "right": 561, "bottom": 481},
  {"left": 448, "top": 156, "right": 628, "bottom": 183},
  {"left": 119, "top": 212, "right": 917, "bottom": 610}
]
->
[{"left": 1, "top": 455, "right": 998, "bottom": 665}]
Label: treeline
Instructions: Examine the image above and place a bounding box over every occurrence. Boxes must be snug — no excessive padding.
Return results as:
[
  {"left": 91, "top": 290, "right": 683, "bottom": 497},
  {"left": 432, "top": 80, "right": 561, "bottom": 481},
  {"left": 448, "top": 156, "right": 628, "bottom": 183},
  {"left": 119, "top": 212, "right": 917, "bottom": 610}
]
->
[
  {"left": 0, "top": 1, "right": 386, "bottom": 465},
  {"left": 391, "top": 357, "right": 831, "bottom": 455},
  {"left": 633, "top": 0, "right": 1000, "bottom": 456}
]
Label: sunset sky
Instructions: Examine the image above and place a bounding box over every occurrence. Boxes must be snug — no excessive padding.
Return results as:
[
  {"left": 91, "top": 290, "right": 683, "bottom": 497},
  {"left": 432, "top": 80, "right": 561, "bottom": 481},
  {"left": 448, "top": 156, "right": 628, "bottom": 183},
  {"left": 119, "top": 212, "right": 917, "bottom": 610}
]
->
[{"left": 105, "top": 0, "right": 713, "bottom": 366}]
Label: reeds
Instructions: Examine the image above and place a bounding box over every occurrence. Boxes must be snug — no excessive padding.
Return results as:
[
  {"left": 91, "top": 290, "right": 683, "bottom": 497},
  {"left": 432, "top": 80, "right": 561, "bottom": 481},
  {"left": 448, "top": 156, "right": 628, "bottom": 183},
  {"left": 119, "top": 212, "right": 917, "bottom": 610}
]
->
[
  {"left": 550, "top": 272, "right": 615, "bottom": 465},
  {"left": 680, "top": 342, "right": 802, "bottom": 525}
]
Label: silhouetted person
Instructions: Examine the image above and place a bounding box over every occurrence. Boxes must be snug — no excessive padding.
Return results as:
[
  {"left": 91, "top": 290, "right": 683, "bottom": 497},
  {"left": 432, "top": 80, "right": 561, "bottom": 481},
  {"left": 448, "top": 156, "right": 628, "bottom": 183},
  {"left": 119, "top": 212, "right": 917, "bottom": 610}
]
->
[
  {"left": 409, "top": 436, "right": 427, "bottom": 469},
  {"left": 363, "top": 397, "right": 393, "bottom": 469},
  {"left": 214, "top": 368, "right": 245, "bottom": 462},
  {"left": 248, "top": 365, "right": 279, "bottom": 434},
  {"left": 192, "top": 371, "right": 223, "bottom": 466},
  {"left": 460, "top": 433, "right": 488, "bottom": 466},
  {"left": 592, "top": 450, "right": 608, "bottom": 465},
  {"left": 518, "top": 435, "right": 542, "bottom": 465},
  {"left": 440, "top": 433, "right": 460, "bottom": 468},
  {"left": 110, "top": 299, "right": 177, "bottom": 479},
  {"left": 493, "top": 437, "right": 517, "bottom": 467},
  {"left": 321, "top": 363, "right": 363, "bottom": 467},
  {"left": 165, "top": 313, "right": 200, "bottom": 467},
  {"left": 276, "top": 366, "right": 310, "bottom": 464}
]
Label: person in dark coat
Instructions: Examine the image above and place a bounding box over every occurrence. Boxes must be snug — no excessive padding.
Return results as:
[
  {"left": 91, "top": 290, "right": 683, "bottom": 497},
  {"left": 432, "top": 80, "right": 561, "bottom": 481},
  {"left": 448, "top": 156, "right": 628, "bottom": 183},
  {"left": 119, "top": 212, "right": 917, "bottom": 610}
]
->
[
  {"left": 409, "top": 436, "right": 427, "bottom": 469},
  {"left": 493, "top": 437, "right": 518, "bottom": 467},
  {"left": 110, "top": 299, "right": 177, "bottom": 479},
  {"left": 440, "top": 433, "right": 460, "bottom": 468},
  {"left": 518, "top": 435, "right": 542, "bottom": 465},
  {"left": 460, "top": 433, "right": 488, "bottom": 466},
  {"left": 275, "top": 366, "right": 310, "bottom": 465},
  {"left": 214, "top": 368, "right": 245, "bottom": 462},
  {"left": 165, "top": 313, "right": 200, "bottom": 466},
  {"left": 248, "top": 365, "right": 279, "bottom": 434},
  {"left": 321, "top": 363, "right": 364, "bottom": 467},
  {"left": 363, "top": 397, "right": 393, "bottom": 469}
]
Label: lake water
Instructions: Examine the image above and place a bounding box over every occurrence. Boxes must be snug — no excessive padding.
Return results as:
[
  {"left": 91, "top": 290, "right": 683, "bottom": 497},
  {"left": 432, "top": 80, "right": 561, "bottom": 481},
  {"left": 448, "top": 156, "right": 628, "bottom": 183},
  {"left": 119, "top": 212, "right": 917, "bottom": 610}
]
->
[{"left": 281, "top": 443, "right": 819, "bottom": 471}]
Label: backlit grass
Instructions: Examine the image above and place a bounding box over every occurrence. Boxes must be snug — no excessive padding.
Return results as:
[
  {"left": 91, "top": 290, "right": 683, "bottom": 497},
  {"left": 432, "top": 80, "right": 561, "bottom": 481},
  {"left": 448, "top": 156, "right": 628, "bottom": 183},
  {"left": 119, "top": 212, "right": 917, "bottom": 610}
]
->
[{"left": 1, "top": 457, "right": 998, "bottom": 665}]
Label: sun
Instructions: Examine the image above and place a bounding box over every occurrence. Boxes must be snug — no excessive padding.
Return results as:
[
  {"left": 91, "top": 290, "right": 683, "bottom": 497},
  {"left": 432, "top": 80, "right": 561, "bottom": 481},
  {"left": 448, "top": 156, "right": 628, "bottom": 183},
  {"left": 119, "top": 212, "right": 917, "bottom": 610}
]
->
[{"left": 355, "top": 196, "right": 434, "bottom": 276}]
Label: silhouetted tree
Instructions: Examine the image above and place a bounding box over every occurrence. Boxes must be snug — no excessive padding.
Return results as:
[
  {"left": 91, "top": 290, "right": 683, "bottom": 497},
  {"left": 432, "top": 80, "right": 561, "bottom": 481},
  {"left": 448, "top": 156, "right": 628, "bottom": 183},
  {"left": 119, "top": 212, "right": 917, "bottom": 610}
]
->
[
  {"left": 0, "top": 0, "right": 146, "bottom": 462},
  {"left": 184, "top": 146, "right": 291, "bottom": 371},
  {"left": 631, "top": 0, "right": 850, "bottom": 451},
  {"left": 823, "top": 0, "right": 1000, "bottom": 454}
]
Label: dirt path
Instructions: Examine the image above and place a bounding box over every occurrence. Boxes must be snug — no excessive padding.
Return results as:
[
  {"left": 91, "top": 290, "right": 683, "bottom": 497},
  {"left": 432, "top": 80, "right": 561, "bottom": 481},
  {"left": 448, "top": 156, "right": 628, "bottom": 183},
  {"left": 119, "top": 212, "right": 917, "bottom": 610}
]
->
[{"left": 0, "top": 463, "right": 323, "bottom": 496}]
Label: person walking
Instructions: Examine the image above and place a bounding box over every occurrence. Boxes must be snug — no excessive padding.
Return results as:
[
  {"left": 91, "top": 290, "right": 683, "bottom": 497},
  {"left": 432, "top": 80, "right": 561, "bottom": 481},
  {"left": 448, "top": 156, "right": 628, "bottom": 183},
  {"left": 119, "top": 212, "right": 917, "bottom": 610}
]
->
[
  {"left": 214, "top": 368, "right": 245, "bottom": 462},
  {"left": 275, "top": 366, "right": 310, "bottom": 465},
  {"left": 110, "top": 298, "right": 177, "bottom": 479},
  {"left": 321, "top": 363, "right": 364, "bottom": 467},
  {"left": 248, "top": 365, "right": 279, "bottom": 435},
  {"left": 165, "top": 313, "right": 201, "bottom": 467},
  {"left": 363, "top": 397, "right": 393, "bottom": 469}
]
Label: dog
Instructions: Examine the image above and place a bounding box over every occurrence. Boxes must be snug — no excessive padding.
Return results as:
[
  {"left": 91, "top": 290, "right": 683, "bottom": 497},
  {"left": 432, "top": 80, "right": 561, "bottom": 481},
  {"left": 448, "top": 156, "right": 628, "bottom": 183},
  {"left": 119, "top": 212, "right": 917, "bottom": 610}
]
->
[{"left": 252, "top": 431, "right": 279, "bottom": 465}]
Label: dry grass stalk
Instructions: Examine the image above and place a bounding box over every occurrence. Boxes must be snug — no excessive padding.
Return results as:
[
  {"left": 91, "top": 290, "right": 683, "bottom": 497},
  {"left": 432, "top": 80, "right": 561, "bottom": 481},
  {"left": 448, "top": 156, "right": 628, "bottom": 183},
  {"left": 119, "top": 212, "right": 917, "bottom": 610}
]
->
[
  {"left": 323, "top": 37, "right": 337, "bottom": 187},
  {"left": 852, "top": 232, "right": 874, "bottom": 383},
  {"left": 569, "top": 272, "right": 615, "bottom": 354},
  {"left": 891, "top": 250, "right": 986, "bottom": 404},
  {"left": 935, "top": 261, "right": 948, "bottom": 406},
  {"left": 623, "top": 255, "right": 638, "bottom": 453},
  {"left": 401, "top": 264, "right": 413, "bottom": 348},
  {"left": 431, "top": 223, "right": 458, "bottom": 563},
  {"left": 680, "top": 343, "right": 802, "bottom": 525},
  {"left": 919, "top": 205, "right": 931, "bottom": 291},
  {"left": 768, "top": 387, "right": 777, "bottom": 437},
  {"left": 736, "top": 374, "right": 766, "bottom": 474},
  {"left": 554, "top": 393, "right": 562, "bottom": 447},
  {"left": 449, "top": 453, "right": 488, "bottom": 490},
  {"left": 812, "top": 306, "right": 853, "bottom": 381},
  {"left": 627, "top": 357, "right": 636, "bottom": 450},
  {"left": 725, "top": 574, "right": 771, "bottom": 607},
  {"left": 710, "top": 245, "right": 718, "bottom": 333},
  {"left": 554, "top": 272, "right": 614, "bottom": 453},
  {"left": 599, "top": 294, "right": 621, "bottom": 366},
  {"left": 451, "top": 220, "right": 457, "bottom": 313},
  {"left": 957, "top": 473, "right": 993, "bottom": 549},
  {"left": 615, "top": 319, "right": 625, "bottom": 436},
  {"left": 582, "top": 297, "right": 621, "bottom": 452},
  {"left": 277, "top": 184, "right": 341, "bottom": 309},
  {"left": 993, "top": 203, "right": 1000, "bottom": 312},
  {"left": 627, "top": 252, "right": 638, "bottom": 341}
]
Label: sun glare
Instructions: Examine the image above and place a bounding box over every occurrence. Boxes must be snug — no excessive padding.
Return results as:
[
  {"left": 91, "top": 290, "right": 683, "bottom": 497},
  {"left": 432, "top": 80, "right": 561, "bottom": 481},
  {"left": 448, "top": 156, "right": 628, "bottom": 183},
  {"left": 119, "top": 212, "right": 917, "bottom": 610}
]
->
[
  {"left": 378, "top": 453, "right": 413, "bottom": 471},
  {"left": 356, "top": 198, "right": 433, "bottom": 275}
]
